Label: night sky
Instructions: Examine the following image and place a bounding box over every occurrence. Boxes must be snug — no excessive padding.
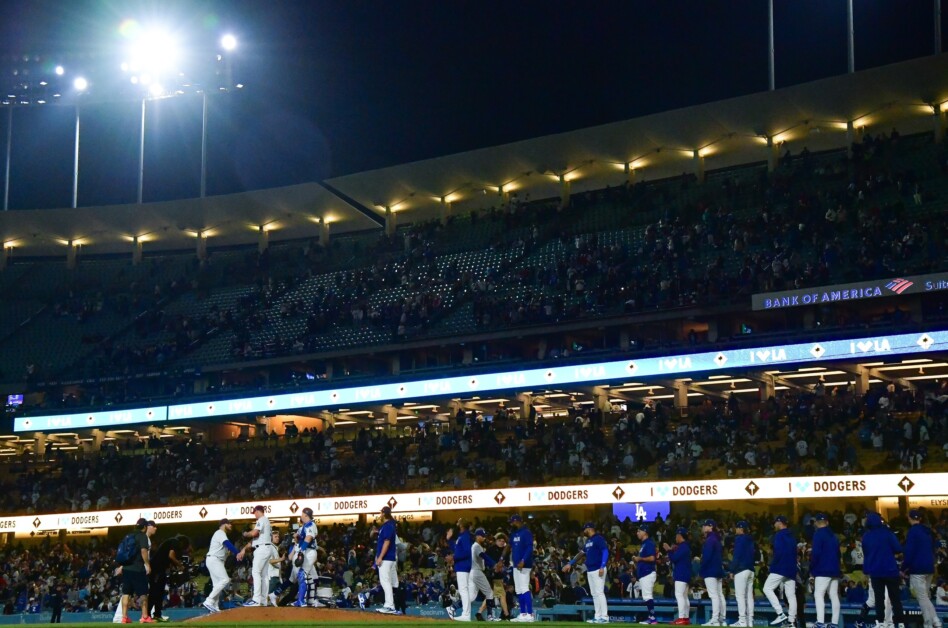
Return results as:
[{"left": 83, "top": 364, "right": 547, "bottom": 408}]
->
[{"left": 0, "top": 0, "right": 940, "bottom": 209}]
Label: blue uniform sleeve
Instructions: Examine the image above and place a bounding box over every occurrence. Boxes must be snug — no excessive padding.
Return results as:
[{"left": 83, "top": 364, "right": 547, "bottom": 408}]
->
[
  {"left": 598, "top": 536, "right": 609, "bottom": 566},
  {"left": 524, "top": 529, "right": 534, "bottom": 560},
  {"left": 889, "top": 531, "right": 903, "bottom": 554},
  {"left": 223, "top": 540, "right": 239, "bottom": 555}
]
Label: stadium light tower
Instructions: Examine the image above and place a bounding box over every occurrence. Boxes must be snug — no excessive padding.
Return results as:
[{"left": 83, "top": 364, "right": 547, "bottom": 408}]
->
[{"left": 72, "top": 77, "right": 88, "bottom": 209}]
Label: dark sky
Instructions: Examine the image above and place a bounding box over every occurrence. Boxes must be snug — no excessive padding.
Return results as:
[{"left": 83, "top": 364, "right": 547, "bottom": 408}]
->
[{"left": 0, "top": 0, "right": 939, "bottom": 209}]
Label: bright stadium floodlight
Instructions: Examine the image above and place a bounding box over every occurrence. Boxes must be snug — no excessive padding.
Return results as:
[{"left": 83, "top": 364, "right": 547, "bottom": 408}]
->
[
  {"left": 220, "top": 34, "right": 237, "bottom": 51},
  {"left": 149, "top": 83, "right": 163, "bottom": 97},
  {"left": 73, "top": 76, "right": 88, "bottom": 91},
  {"left": 54, "top": 65, "right": 64, "bottom": 76},
  {"left": 125, "top": 27, "right": 181, "bottom": 78}
]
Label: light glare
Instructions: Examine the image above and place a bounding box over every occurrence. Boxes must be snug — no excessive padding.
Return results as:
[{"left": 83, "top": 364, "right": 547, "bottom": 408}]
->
[
  {"left": 149, "top": 83, "right": 163, "bottom": 97},
  {"left": 73, "top": 77, "right": 88, "bottom": 92},
  {"left": 54, "top": 65, "right": 64, "bottom": 76},
  {"left": 221, "top": 34, "right": 237, "bottom": 51}
]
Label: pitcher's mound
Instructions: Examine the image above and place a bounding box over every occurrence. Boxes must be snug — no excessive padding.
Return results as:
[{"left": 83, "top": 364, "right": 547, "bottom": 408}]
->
[{"left": 186, "top": 606, "right": 431, "bottom": 623}]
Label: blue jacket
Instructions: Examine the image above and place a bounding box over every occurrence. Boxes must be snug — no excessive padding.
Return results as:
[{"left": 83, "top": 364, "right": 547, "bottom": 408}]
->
[
  {"left": 810, "top": 526, "right": 842, "bottom": 578},
  {"left": 510, "top": 526, "right": 534, "bottom": 569},
  {"left": 452, "top": 530, "right": 472, "bottom": 573},
  {"left": 637, "top": 538, "right": 656, "bottom": 577},
  {"left": 862, "top": 513, "right": 902, "bottom": 578},
  {"left": 700, "top": 531, "right": 724, "bottom": 578},
  {"left": 903, "top": 523, "right": 935, "bottom": 575},
  {"left": 769, "top": 528, "right": 797, "bottom": 579},
  {"left": 669, "top": 542, "right": 692, "bottom": 583},
  {"left": 583, "top": 534, "right": 609, "bottom": 571},
  {"left": 730, "top": 534, "right": 755, "bottom": 573},
  {"left": 376, "top": 519, "right": 397, "bottom": 561}
]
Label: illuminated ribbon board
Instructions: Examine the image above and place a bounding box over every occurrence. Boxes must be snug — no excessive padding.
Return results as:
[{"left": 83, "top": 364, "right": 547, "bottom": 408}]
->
[
  {"left": 13, "top": 329, "right": 946, "bottom": 432},
  {"left": 0, "top": 472, "right": 939, "bottom": 535}
]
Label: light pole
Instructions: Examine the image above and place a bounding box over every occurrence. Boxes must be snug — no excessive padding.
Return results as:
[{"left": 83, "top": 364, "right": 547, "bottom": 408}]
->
[
  {"left": 71, "top": 76, "right": 87, "bottom": 209},
  {"left": 4, "top": 107, "right": 11, "bottom": 211}
]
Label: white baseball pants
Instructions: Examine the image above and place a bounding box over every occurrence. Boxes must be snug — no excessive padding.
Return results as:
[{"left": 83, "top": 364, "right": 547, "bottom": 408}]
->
[
  {"left": 251, "top": 548, "right": 270, "bottom": 605},
  {"left": 513, "top": 567, "right": 531, "bottom": 595},
  {"left": 734, "top": 569, "right": 754, "bottom": 626},
  {"left": 675, "top": 581, "right": 691, "bottom": 620},
  {"left": 588, "top": 568, "right": 609, "bottom": 621},
  {"left": 457, "top": 571, "right": 472, "bottom": 620},
  {"left": 763, "top": 573, "right": 797, "bottom": 622},
  {"left": 206, "top": 556, "right": 230, "bottom": 609},
  {"left": 379, "top": 559, "right": 398, "bottom": 609},
  {"left": 814, "top": 576, "right": 840, "bottom": 625},
  {"left": 704, "top": 577, "right": 725, "bottom": 623},
  {"left": 910, "top": 574, "right": 941, "bottom": 628},
  {"left": 639, "top": 572, "right": 656, "bottom": 601}
]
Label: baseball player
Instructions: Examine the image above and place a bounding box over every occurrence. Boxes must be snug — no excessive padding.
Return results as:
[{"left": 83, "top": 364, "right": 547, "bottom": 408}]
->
[
  {"left": 811, "top": 513, "right": 841, "bottom": 628},
  {"left": 290, "top": 507, "right": 319, "bottom": 608},
  {"left": 762, "top": 515, "right": 797, "bottom": 627},
  {"left": 238, "top": 505, "right": 273, "bottom": 607},
  {"left": 700, "top": 519, "right": 726, "bottom": 627},
  {"left": 904, "top": 509, "right": 941, "bottom": 628},
  {"left": 374, "top": 506, "right": 399, "bottom": 615},
  {"left": 507, "top": 514, "right": 534, "bottom": 623},
  {"left": 203, "top": 519, "right": 240, "bottom": 614},
  {"left": 863, "top": 512, "right": 905, "bottom": 628},
  {"left": 563, "top": 521, "right": 609, "bottom": 625},
  {"left": 470, "top": 528, "right": 499, "bottom": 622},
  {"left": 731, "top": 521, "right": 755, "bottom": 628},
  {"left": 663, "top": 527, "right": 692, "bottom": 625},
  {"left": 266, "top": 530, "right": 284, "bottom": 607},
  {"left": 633, "top": 524, "right": 657, "bottom": 624},
  {"left": 447, "top": 518, "right": 474, "bottom": 622}
]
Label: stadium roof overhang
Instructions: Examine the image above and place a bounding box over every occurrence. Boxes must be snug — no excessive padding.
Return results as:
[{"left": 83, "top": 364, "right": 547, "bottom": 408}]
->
[{"left": 326, "top": 53, "right": 948, "bottom": 224}]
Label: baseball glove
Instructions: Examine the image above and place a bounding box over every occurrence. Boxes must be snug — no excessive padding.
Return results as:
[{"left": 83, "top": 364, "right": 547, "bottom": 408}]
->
[{"left": 294, "top": 553, "right": 304, "bottom": 568}]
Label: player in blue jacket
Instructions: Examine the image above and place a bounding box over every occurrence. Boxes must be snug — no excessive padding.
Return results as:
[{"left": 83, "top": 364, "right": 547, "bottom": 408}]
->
[
  {"left": 374, "top": 506, "right": 399, "bottom": 615},
  {"left": 763, "top": 515, "right": 797, "bottom": 627},
  {"left": 633, "top": 525, "right": 658, "bottom": 624},
  {"left": 700, "top": 519, "right": 726, "bottom": 626},
  {"left": 563, "top": 522, "right": 610, "bottom": 625},
  {"left": 904, "top": 509, "right": 941, "bottom": 628},
  {"left": 446, "top": 518, "right": 474, "bottom": 622},
  {"left": 862, "top": 512, "right": 904, "bottom": 627},
  {"left": 730, "top": 520, "right": 755, "bottom": 628},
  {"left": 508, "top": 514, "right": 534, "bottom": 623},
  {"left": 663, "top": 527, "right": 692, "bottom": 626},
  {"left": 810, "top": 514, "right": 841, "bottom": 628}
]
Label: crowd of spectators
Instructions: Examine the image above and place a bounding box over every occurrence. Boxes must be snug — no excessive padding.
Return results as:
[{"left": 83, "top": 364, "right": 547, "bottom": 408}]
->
[
  {"left": 2, "top": 377, "right": 946, "bottom": 517},
  {"left": 6, "top": 504, "right": 948, "bottom": 617}
]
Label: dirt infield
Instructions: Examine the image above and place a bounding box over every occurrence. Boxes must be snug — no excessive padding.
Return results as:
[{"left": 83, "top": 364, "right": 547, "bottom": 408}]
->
[{"left": 185, "top": 605, "right": 431, "bottom": 623}]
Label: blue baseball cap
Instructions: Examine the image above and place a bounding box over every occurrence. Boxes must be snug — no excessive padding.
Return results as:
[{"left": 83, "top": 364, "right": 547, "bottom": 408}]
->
[
  {"left": 474, "top": 528, "right": 487, "bottom": 537},
  {"left": 735, "top": 520, "right": 749, "bottom": 530},
  {"left": 582, "top": 522, "right": 596, "bottom": 531},
  {"left": 676, "top": 527, "right": 689, "bottom": 537},
  {"left": 702, "top": 519, "right": 715, "bottom": 528},
  {"left": 509, "top": 514, "right": 522, "bottom": 523},
  {"left": 908, "top": 509, "right": 922, "bottom": 520},
  {"left": 814, "top": 513, "right": 828, "bottom": 522},
  {"left": 774, "top": 515, "right": 788, "bottom": 524},
  {"left": 637, "top": 524, "right": 649, "bottom": 534}
]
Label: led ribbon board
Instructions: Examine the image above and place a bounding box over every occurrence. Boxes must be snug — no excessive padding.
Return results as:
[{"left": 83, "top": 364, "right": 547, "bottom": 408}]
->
[
  {"left": 14, "top": 329, "right": 946, "bottom": 432},
  {"left": 0, "top": 472, "right": 940, "bottom": 535}
]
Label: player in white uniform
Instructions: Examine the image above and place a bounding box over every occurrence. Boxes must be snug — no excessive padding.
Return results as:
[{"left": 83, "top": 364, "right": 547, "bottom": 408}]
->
[
  {"left": 203, "top": 519, "right": 240, "bottom": 613},
  {"left": 238, "top": 505, "right": 273, "bottom": 606},
  {"left": 470, "top": 528, "right": 499, "bottom": 621},
  {"left": 266, "top": 530, "right": 284, "bottom": 607},
  {"left": 290, "top": 507, "right": 320, "bottom": 607}
]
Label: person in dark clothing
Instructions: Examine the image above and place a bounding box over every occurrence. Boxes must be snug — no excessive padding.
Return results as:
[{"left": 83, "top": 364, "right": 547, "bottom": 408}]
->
[
  {"left": 148, "top": 534, "right": 191, "bottom": 622},
  {"left": 48, "top": 587, "right": 63, "bottom": 624},
  {"left": 122, "top": 518, "right": 155, "bottom": 624},
  {"left": 862, "top": 512, "right": 904, "bottom": 628}
]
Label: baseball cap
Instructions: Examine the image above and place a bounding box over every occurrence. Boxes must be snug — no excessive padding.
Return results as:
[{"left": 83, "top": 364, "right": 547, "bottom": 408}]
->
[
  {"left": 582, "top": 521, "right": 596, "bottom": 531},
  {"left": 146, "top": 520, "right": 157, "bottom": 528},
  {"left": 637, "top": 524, "right": 649, "bottom": 534},
  {"left": 774, "top": 515, "right": 788, "bottom": 524},
  {"left": 509, "top": 514, "right": 523, "bottom": 523},
  {"left": 676, "top": 527, "right": 689, "bottom": 537},
  {"left": 814, "top": 513, "right": 828, "bottom": 522},
  {"left": 253, "top": 505, "right": 266, "bottom": 513},
  {"left": 136, "top": 518, "right": 148, "bottom": 528},
  {"left": 474, "top": 528, "right": 487, "bottom": 537},
  {"left": 302, "top": 507, "right": 314, "bottom": 517},
  {"left": 735, "top": 520, "right": 749, "bottom": 530},
  {"left": 908, "top": 509, "right": 922, "bottom": 520},
  {"left": 702, "top": 519, "right": 715, "bottom": 528},
  {"left": 380, "top": 506, "right": 392, "bottom": 515},
  {"left": 219, "top": 518, "right": 231, "bottom": 526}
]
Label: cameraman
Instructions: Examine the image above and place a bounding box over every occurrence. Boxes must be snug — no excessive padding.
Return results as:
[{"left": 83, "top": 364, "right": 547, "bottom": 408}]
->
[{"left": 149, "top": 535, "right": 190, "bottom": 623}]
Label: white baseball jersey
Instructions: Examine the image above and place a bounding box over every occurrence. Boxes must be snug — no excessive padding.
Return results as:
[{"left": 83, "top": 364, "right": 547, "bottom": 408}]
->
[
  {"left": 267, "top": 545, "right": 281, "bottom": 578},
  {"left": 253, "top": 516, "right": 272, "bottom": 547},
  {"left": 208, "top": 529, "right": 230, "bottom": 561},
  {"left": 471, "top": 541, "right": 488, "bottom": 572}
]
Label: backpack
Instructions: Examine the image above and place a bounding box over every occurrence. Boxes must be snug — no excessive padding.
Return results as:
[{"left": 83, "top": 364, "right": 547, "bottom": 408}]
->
[{"left": 116, "top": 533, "right": 140, "bottom": 566}]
